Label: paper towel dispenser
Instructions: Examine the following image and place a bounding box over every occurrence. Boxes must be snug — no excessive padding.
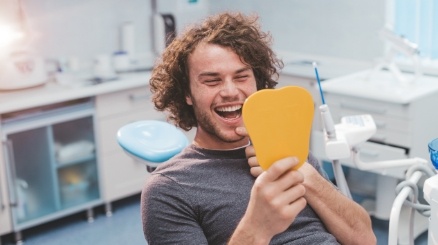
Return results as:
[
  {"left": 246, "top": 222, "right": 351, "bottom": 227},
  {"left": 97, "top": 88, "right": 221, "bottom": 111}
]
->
[{"left": 152, "top": 13, "right": 176, "bottom": 55}]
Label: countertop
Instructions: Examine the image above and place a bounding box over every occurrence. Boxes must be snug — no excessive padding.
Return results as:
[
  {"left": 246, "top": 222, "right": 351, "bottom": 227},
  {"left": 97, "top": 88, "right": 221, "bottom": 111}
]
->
[
  {"left": 0, "top": 72, "right": 151, "bottom": 115},
  {"left": 0, "top": 52, "right": 374, "bottom": 115},
  {"left": 321, "top": 69, "right": 438, "bottom": 104},
  {"left": 277, "top": 51, "right": 374, "bottom": 80}
]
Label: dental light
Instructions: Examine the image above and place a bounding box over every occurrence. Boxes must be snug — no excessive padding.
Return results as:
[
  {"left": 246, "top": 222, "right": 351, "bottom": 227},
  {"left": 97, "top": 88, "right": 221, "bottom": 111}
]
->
[{"left": 368, "top": 26, "right": 422, "bottom": 86}]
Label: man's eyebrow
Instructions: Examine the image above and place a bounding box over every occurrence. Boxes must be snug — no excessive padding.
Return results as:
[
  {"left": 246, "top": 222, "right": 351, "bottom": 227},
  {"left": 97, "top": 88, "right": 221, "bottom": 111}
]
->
[
  {"left": 198, "top": 72, "right": 219, "bottom": 78},
  {"left": 198, "top": 67, "right": 251, "bottom": 78},
  {"left": 235, "top": 67, "right": 251, "bottom": 74}
]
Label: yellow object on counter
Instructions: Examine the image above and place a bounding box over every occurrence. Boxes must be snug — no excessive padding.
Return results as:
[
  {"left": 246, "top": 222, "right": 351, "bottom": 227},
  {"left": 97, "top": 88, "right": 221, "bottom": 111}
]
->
[{"left": 242, "top": 86, "right": 314, "bottom": 170}]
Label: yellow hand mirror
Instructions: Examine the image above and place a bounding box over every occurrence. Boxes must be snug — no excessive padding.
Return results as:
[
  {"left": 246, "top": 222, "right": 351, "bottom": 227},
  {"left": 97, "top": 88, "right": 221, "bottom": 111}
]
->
[{"left": 242, "top": 86, "right": 314, "bottom": 170}]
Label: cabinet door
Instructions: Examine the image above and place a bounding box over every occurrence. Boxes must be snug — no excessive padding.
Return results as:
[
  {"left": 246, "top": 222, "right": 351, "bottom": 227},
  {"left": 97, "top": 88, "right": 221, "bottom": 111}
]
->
[
  {"left": 52, "top": 117, "right": 100, "bottom": 209},
  {"left": 100, "top": 152, "right": 149, "bottom": 201},
  {"left": 95, "top": 86, "right": 166, "bottom": 202},
  {"left": 5, "top": 127, "right": 59, "bottom": 225},
  {"left": 96, "top": 106, "right": 159, "bottom": 201},
  {"left": 0, "top": 145, "right": 12, "bottom": 236}
]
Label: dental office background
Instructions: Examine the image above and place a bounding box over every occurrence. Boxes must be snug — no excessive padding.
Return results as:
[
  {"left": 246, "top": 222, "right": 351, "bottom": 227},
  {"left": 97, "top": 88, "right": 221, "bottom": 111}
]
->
[
  {"left": 1, "top": 0, "right": 438, "bottom": 243},
  {"left": 1, "top": 0, "right": 437, "bottom": 75}
]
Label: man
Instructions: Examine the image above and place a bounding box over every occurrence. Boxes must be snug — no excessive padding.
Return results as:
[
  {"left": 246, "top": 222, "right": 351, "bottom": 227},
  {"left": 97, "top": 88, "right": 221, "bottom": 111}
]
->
[{"left": 142, "top": 12, "right": 376, "bottom": 245}]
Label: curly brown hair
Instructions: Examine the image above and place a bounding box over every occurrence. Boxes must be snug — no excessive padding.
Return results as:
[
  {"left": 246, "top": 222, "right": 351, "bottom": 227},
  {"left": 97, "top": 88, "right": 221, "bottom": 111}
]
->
[{"left": 150, "top": 12, "right": 283, "bottom": 131}]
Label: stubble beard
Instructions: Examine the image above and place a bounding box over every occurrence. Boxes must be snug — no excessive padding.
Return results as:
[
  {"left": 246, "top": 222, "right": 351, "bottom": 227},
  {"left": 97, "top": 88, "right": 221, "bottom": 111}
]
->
[{"left": 195, "top": 109, "right": 243, "bottom": 144}]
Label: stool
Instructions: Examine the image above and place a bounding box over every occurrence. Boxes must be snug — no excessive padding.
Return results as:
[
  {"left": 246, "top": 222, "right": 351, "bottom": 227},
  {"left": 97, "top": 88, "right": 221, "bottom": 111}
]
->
[{"left": 117, "top": 120, "right": 189, "bottom": 172}]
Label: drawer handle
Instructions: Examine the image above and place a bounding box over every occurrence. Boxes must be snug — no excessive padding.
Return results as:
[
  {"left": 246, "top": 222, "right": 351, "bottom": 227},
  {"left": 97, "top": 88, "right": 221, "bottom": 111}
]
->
[
  {"left": 340, "top": 102, "right": 386, "bottom": 114},
  {"left": 129, "top": 94, "right": 150, "bottom": 102},
  {"left": 370, "top": 134, "right": 387, "bottom": 142}
]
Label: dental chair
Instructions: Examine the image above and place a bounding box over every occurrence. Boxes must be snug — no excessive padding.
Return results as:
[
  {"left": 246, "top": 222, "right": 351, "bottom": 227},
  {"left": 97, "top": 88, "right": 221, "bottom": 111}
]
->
[{"left": 116, "top": 120, "right": 189, "bottom": 172}]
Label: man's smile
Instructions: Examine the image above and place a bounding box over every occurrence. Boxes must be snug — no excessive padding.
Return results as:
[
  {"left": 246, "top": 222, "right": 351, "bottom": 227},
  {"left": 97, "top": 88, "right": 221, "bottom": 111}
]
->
[{"left": 214, "top": 105, "right": 242, "bottom": 119}]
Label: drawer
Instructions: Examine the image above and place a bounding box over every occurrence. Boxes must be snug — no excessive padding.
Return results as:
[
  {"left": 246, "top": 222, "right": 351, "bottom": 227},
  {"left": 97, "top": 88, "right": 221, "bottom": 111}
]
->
[
  {"left": 325, "top": 93, "right": 410, "bottom": 119},
  {"left": 99, "top": 151, "right": 150, "bottom": 201},
  {"left": 95, "top": 86, "right": 152, "bottom": 118},
  {"left": 96, "top": 109, "right": 166, "bottom": 155},
  {"left": 311, "top": 131, "right": 408, "bottom": 179},
  {"left": 331, "top": 107, "right": 411, "bottom": 133},
  {"left": 328, "top": 107, "right": 411, "bottom": 147},
  {"left": 349, "top": 141, "right": 408, "bottom": 179},
  {"left": 370, "top": 130, "right": 411, "bottom": 148}
]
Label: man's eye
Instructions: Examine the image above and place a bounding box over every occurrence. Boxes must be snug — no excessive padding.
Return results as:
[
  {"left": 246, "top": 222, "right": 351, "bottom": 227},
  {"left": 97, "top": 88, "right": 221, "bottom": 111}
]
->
[
  {"left": 235, "top": 75, "right": 248, "bottom": 81},
  {"left": 205, "top": 79, "right": 221, "bottom": 85}
]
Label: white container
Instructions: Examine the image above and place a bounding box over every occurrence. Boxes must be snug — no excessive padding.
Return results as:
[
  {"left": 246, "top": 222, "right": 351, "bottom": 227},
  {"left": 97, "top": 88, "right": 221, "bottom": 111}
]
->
[
  {"left": 0, "top": 49, "right": 48, "bottom": 90},
  {"left": 93, "top": 54, "right": 117, "bottom": 80}
]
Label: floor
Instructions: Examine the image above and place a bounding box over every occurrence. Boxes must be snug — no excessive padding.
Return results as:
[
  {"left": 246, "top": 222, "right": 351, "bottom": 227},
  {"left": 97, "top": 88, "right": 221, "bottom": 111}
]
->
[{"left": 0, "top": 194, "right": 430, "bottom": 245}]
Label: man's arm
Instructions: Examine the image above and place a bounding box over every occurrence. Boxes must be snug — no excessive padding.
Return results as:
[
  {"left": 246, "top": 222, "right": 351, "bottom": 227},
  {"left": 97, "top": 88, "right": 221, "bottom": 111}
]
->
[
  {"left": 237, "top": 125, "right": 376, "bottom": 245},
  {"left": 228, "top": 157, "right": 307, "bottom": 245},
  {"left": 299, "top": 162, "right": 376, "bottom": 245}
]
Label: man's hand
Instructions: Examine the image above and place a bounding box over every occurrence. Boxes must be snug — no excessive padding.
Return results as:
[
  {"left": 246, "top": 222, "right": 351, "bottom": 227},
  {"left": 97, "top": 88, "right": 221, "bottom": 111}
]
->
[
  {"left": 235, "top": 126, "right": 263, "bottom": 177},
  {"left": 232, "top": 127, "right": 307, "bottom": 243},
  {"left": 229, "top": 157, "right": 307, "bottom": 244}
]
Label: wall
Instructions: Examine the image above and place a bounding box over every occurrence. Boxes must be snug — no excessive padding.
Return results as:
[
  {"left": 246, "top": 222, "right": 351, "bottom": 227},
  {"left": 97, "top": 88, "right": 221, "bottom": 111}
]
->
[
  {"left": 210, "top": 0, "right": 387, "bottom": 61},
  {"left": 2, "top": 0, "right": 387, "bottom": 66},
  {"left": 3, "top": 0, "right": 154, "bottom": 64}
]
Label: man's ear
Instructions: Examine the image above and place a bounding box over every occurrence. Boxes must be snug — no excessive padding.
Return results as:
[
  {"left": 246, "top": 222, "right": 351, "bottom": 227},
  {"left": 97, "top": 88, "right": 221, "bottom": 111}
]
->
[{"left": 186, "top": 94, "right": 193, "bottom": 105}]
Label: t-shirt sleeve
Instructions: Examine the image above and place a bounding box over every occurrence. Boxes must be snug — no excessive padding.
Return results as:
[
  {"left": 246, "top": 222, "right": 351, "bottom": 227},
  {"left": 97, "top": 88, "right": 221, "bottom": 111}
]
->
[{"left": 141, "top": 174, "right": 208, "bottom": 245}]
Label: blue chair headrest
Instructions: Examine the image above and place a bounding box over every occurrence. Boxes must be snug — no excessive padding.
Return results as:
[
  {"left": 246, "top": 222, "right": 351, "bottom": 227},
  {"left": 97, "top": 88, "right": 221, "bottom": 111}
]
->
[{"left": 117, "top": 120, "right": 189, "bottom": 167}]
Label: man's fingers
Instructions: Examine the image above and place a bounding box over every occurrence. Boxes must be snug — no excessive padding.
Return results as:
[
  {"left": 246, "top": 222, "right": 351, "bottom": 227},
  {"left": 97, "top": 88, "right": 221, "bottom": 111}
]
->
[
  {"left": 264, "top": 157, "right": 300, "bottom": 181},
  {"left": 250, "top": 166, "right": 264, "bottom": 177},
  {"left": 248, "top": 156, "right": 258, "bottom": 167},
  {"left": 245, "top": 145, "right": 256, "bottom": 159},
  {"left": 235, "top": 126, "right": 248, "bottom": 136}
]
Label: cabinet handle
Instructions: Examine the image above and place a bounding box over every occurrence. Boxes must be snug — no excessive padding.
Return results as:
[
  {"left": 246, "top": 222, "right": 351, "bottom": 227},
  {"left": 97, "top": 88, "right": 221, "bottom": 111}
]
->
[
  {"left": 129, "top": 93, "right": 150, "bottom": 102},
  {"left": 3, "top": 140, "right": 19, "bottom": 207},
  {"left": 340, "top": 102, "right": 387, "bottom": 114}
]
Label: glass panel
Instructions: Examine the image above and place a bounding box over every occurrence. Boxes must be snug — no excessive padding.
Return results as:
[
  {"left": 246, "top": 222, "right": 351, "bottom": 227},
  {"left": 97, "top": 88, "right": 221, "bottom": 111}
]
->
[
  {"left": 52, "top": 116, "right": 99, "bottom": 209},
  {"left": 57, "top": 160, "right": 100, "bottom": 209},
  {"left": 8, "top": 127, "right": 57, "bottom": 224},
  {"left": 52, "top": 117, "right": 96, "bottom": 165}
]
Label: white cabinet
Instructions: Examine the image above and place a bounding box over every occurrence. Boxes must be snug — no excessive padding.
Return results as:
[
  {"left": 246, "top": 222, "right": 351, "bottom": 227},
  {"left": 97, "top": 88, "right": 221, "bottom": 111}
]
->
[
  {"left": 0, "top": 72, "right": 153, "bottom": 242},
  {"left": 95, "top": 86, "right": 166, "bottom": 214},
  {"left": 0, "top": 99, "right": 102, "bottom": 243}
]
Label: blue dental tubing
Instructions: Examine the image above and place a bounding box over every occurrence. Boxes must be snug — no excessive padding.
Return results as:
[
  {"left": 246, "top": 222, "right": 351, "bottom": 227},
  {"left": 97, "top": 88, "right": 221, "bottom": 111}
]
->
[{"left": 313, "top": 62, "right": 352, "bottom": 199}]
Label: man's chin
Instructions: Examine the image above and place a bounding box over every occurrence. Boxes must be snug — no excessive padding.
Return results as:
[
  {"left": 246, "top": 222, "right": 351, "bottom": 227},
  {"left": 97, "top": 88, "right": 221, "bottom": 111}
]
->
[{"left": 219, "top": 133, "right": 246, "bottom": 144}]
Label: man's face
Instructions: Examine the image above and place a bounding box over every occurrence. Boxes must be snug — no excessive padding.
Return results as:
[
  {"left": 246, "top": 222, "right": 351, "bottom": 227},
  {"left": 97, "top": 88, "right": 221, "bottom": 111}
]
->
[{"left": 186, "top": 42, "right": 257, "bottom": 150}]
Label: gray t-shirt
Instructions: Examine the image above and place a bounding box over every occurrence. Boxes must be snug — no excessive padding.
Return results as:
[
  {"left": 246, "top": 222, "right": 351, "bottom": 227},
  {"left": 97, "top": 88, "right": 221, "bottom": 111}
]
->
[{"left": 141, "top": 144, "right": 339, "bottom": 244}]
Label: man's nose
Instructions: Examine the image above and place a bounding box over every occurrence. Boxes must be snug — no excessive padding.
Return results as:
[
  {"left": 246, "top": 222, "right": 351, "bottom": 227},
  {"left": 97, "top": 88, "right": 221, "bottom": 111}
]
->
[{"left": 220, "top": 79, "right": 239, "bottom": 97}]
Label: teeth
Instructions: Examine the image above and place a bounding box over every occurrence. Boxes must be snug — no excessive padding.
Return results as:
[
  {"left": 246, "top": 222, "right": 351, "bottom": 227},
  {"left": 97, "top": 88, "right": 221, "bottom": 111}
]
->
[{"left": 216, "top": 105, "right": 242, "bottom": 112}]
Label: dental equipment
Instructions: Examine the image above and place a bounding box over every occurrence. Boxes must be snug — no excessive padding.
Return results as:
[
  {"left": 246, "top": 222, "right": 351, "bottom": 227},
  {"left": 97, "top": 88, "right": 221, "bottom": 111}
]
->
[
  {"left": 388, "top": 161, "right": 436, "bottom": 245},
  {"left": 314, "top": 62, "right": 437, "bottom": 244},
  {"left": 369, "top": 26, "right": 422, "bottom": 86}
]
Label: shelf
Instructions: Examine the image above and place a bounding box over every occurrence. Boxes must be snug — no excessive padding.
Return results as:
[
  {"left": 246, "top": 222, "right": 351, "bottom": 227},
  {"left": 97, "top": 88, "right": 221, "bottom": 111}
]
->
[{"left": 56, "top": 154, "right": 96, "bottom": 168}]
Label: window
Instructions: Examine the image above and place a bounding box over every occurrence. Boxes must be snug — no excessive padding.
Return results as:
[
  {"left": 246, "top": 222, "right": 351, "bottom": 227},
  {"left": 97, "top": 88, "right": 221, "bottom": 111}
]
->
[{"left": 393, "top": 0, "right": 438, "bottom": 60}]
